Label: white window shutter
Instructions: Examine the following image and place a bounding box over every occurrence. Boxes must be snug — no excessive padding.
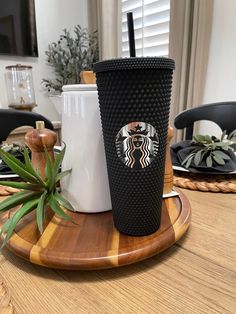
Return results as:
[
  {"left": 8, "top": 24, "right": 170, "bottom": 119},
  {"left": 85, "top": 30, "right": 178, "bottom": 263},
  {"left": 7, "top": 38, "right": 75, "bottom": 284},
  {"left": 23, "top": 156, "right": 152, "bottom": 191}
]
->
[{"left": 121, "top": 0, "right": 170, "bottom": 57}]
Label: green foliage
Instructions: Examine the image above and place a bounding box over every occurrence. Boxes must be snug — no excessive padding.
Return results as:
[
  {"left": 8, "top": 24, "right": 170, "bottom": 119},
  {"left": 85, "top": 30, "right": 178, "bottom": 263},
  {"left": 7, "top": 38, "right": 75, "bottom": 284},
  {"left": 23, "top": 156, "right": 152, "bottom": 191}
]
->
[
  {"left": 228, "top": 130, "right": 236, "bottom": 151},
  {"left": 0, "top": 145, "right": 73, "bottom": 249},
  {"left": 181, "top": 131, "right": 236, "bottom": 169},
  {"left": 1, "top": 142, "right": 30, "bottom": 155},
  {"left": 228, "top": 129, "right": 236, "bottom": 142},
  {"left": 42, "top": 25, "right": 99, "bottom": 92}
]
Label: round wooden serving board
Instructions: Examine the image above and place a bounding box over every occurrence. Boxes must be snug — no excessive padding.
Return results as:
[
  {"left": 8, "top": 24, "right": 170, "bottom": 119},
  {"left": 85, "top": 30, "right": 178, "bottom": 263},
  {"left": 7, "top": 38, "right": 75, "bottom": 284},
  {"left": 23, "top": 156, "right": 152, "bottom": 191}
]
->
[{"left": 0, "top": 189, "right": 191, "bottom": 270}]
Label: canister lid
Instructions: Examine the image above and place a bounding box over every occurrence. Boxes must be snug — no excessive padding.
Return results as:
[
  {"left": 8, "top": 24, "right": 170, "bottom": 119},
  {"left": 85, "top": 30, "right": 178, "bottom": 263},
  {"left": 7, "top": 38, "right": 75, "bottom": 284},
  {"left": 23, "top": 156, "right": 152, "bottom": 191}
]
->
[
  {"left": 5, "top": 64, "right": 32, "bottom": 70},
  {"left": 93, "top": 57, "right": 175, "bottom": 73},
  {"left": 62, "top": 84, "right": 97, "bottom": 92}
]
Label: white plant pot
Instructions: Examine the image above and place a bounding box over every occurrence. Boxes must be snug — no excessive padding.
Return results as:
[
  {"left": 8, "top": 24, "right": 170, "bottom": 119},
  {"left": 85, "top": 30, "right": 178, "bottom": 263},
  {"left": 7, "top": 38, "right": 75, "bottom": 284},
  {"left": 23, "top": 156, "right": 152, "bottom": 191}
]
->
[{"left": 61, "top": 84, "right": 111, "bottom": 213}]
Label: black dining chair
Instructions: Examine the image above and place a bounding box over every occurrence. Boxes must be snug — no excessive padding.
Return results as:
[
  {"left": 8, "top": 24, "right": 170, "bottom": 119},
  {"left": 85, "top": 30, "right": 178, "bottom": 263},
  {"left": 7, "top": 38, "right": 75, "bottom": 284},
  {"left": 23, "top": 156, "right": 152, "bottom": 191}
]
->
[
  {"left": 174, "top": 102, "right": 236, "bottom": 140},
  {"left": 0, "top": 109, "right": 54, "bottom": 144}
]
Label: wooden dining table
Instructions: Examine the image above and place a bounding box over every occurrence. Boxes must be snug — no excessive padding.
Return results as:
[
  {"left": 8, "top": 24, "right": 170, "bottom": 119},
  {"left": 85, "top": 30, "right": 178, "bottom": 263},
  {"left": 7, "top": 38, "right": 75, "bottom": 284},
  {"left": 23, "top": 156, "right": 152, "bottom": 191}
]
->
[{"left": 0, "top": 188, "right": 235, "bottom": 314}]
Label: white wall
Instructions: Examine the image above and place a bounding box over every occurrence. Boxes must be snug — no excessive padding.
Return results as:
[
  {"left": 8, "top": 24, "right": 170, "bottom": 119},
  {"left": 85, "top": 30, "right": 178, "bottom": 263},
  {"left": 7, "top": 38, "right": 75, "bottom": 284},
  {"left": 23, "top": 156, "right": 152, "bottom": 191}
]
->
[
  {"left": 0, "top": 0, "right": 88, "bottom": 121},
  {"left": 200, "top": 0, "right": 236, "bottom": 136}
]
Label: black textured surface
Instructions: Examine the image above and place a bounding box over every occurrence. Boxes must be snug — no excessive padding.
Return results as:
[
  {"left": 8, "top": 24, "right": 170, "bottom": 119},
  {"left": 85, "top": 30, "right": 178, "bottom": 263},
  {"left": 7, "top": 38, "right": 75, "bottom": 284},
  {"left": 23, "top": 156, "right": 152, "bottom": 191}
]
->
[
  {"left": 95, "top": 60, "right": 174, "bottom": 236},
  {"left": 94, "top": 57, "right": 175, "bottom": 73}
]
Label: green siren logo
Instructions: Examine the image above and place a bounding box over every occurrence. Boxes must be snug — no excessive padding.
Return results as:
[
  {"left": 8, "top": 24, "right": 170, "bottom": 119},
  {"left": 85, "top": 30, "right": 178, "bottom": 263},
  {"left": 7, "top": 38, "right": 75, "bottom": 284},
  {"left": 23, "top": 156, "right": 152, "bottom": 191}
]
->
[{"left": 116, "top": 122, "right": 159, "bottom": 169}]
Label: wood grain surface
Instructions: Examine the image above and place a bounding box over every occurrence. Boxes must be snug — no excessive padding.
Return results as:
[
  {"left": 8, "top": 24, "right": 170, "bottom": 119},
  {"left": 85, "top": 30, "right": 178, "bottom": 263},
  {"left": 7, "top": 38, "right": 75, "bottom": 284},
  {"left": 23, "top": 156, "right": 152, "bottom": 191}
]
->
[
  {"left": 0, "top": 275, "right": 13, "bottom": 314},
  {"left": 0, "top": 189, "right": 235, "bottom": 313},
  {"left": 0, "top": 190, "right": 190, "bottom": 270}
]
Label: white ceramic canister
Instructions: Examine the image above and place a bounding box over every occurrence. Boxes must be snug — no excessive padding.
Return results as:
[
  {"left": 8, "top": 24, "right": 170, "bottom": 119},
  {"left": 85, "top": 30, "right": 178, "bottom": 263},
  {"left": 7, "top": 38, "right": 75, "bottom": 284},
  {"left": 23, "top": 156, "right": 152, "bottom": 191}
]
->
[{"left": 61, "top": 84, "right": 111, "bottom": 213}]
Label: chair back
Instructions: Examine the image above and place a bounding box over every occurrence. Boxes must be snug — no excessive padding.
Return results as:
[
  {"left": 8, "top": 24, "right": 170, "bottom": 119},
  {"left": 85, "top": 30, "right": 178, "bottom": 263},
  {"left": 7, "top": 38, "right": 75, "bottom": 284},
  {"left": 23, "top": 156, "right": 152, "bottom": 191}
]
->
[
  {"left": 0, "top": 109, "right": 53, "bottom": 143},
  {"left": 174, "top": 102, "right": 236, "bottom": 139}
]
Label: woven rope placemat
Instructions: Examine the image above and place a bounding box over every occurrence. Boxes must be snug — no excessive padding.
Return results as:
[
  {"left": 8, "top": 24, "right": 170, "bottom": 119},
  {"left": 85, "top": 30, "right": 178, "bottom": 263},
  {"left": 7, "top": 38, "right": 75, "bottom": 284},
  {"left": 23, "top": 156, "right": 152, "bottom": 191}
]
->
[
  {"left": 0, "top": 275, "right": 14, "bottom": 314},
  {"left": 173, "top": 171, "right": 236, "bottom": 193}
]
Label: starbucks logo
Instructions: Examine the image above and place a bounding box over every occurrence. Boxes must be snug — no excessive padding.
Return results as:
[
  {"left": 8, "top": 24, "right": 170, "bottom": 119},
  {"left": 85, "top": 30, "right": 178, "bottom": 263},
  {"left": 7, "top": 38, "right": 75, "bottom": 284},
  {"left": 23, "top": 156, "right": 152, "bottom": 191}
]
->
[{"left": 116, "top": 122, "right": 159, "bottom": 169}]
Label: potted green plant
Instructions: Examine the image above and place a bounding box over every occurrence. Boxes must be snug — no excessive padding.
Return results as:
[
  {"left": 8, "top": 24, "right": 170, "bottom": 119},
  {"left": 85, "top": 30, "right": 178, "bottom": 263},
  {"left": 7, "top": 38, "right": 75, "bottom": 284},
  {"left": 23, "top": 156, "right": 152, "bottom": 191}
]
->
[
  {"left": 0, "top": 145, "right": 73, "bottom": 249},
  {"left": 41, "top": 25, "right": 99, "bottom": 114}
]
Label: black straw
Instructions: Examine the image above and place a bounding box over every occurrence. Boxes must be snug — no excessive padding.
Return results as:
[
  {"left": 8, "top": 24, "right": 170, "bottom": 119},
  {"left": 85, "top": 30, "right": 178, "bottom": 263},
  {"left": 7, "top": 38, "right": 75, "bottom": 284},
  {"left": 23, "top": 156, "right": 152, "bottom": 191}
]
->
[{"left": 127, "top": 12, "right": 136, "bottom": 57}]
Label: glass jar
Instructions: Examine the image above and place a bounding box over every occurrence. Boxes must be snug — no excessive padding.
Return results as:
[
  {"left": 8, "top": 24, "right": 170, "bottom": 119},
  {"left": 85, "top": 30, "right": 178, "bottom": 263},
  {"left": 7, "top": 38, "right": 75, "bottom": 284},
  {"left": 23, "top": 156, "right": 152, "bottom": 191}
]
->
[{"left": 5, "top": 64, "right": 37, "bottom": 111}]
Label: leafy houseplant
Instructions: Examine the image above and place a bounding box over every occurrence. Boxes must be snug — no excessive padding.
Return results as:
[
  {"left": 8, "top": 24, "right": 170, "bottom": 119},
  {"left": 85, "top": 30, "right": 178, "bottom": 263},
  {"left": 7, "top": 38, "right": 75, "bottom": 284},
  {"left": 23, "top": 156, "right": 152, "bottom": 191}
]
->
[
  {"left": 182, "top": 130, "right": 236, "bottom": 168},
  {"left": 0, "top": 145, "right": 73, "bottom": 249},
  {"left": 42, "top": 25, "right": 99, "bottom": 93}
]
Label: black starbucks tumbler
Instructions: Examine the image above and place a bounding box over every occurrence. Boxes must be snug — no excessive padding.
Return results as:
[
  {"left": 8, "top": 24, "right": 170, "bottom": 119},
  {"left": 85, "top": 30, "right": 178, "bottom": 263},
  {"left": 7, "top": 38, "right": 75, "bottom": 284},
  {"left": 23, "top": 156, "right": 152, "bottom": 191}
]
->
[{"left": 94, "top": 57, "right": 175, "bottom": 236}]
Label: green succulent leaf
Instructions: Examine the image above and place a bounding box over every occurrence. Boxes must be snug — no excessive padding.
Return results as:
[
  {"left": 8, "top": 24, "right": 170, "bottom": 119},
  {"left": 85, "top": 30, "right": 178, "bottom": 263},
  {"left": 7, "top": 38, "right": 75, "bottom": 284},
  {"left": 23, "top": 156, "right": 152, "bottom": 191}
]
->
[
  {"left": 0, "top": 219, "right": 11, "bottom": 238},
  {"left": 56, "top": 169, "right": 72, "bottom": 183},
  {"left": 181, "top": 153, "right": 193, "bottom": 165},
  {"left": 0, "top": 190, "right": 41, "bottom": 213},
  {"left": 1, "top": 198, "right": 40, "bottom": 249},
  {"left": 206, "top": 155, "right": 213, "bottom": 167},
  {"left": 212, "top": 150, "right": 230, "bottom": 160},
  {"left": 0, "top": 149, "right": 38, "bottom": 184},
  {"left": 54, "top": 190, "right": 74, "bottom": 212},
  {"left": 228, "top": 129, "right": 236, "bottom": 140},
  {"left": 211, "top": 143, "right": 216, "bottom": 150},
  {"left": 23, "top": 148, "right": 46, "bottom": 187},
  {"left": 215, "top": 142, "right": 228, "bottom": 147},
  {"left": 205, "top": 135, "right": 212, "bottom": 143},
  {"left": 50, "top": 144, "right": 66, "bottom": 190},
  {"left": 0, "top": 148, "right": 25, "bottom": 169},
  {"left": 0, "top": 143, "right": 73, "bottom": 247},
  {"left": 44, "top": 148, "right": 53, "bottom": 190},
  {"left": 185, "top": 155, "right": 194, "bottom": 168},
  {"left": 193, "top": 149, "right": 204, "bottom": 166},
  {"left": 193, "top": 135, "right": 205, "bottom": 143},
  {"left": 0, "top": 181, "right": 44, "bottom": 191},
  {"left": 181, "top": 153, "right": 195, "bottom": 168},
  {"left": 221, "top": 130, "right": 227, "bottom": 141},
  {"left": 36, "top": 191, "right": 47, "bottom": 234},
  {"left": 48, "top": 194, "right": 72, "bottom": 222},
  {"left": 212, "top": 155, "right": 225, "bottom": 165}
]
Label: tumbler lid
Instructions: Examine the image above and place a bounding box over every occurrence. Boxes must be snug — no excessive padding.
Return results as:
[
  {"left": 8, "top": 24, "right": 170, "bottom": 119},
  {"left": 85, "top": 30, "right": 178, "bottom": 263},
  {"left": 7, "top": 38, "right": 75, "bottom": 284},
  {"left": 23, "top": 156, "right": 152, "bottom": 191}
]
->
[{"left": 93, "top": 57, "right": 175, "bottom": 73}]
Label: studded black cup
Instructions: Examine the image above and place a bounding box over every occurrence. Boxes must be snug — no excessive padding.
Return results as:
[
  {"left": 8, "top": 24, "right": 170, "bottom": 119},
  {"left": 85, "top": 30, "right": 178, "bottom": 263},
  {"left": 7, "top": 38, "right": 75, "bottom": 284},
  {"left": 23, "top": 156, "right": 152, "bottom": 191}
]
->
[{"left": 94, "top": 57, "right": 175, "bottom": 236}]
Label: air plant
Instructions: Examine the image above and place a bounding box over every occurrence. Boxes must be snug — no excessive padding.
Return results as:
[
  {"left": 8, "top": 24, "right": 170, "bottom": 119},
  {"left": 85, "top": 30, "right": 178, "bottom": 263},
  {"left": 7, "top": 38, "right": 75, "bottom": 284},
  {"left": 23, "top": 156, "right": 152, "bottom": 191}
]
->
[{"left": 0, "top": 145, "right": 73, "bottom": 249}]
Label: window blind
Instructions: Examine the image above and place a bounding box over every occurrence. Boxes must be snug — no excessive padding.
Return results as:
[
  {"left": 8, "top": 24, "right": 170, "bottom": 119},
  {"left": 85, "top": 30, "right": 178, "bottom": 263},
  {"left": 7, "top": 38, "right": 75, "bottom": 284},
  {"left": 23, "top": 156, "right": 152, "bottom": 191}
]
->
[{"left": 121, "top": 0, "right": 170, "bottom": 57}]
